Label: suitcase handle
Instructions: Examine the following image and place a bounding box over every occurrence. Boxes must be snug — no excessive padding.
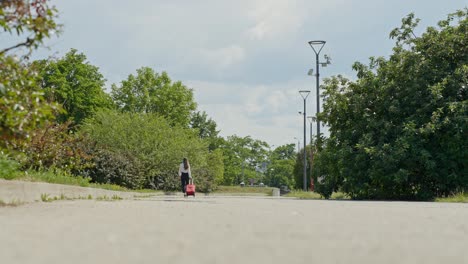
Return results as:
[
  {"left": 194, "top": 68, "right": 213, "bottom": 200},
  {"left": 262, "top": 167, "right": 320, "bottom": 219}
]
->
[{"left": 189, "top": 178, "right": 194, "bottom": 184}]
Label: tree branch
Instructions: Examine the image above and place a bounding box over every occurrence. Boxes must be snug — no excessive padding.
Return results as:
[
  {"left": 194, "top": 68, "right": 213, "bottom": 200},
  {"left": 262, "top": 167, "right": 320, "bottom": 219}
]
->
[{"left": 0, "top": 38, "right": 33, "bottom": 55}]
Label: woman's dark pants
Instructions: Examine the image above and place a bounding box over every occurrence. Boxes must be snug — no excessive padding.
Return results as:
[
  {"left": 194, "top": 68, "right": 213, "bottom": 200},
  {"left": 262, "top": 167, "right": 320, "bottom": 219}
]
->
[{"left": 181, "top": 172, "right": 189, "bottom": 193}]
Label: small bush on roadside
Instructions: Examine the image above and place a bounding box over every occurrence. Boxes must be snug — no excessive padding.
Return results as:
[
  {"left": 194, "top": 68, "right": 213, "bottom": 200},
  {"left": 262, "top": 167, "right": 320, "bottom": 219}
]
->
[
  {"left": 86, "top": 148, "right": 146, "bottom": 189},
  {"left": 148, "top": 172, "right": 179, "bottom": 191},
  {"left": 192, "top": 168, "right": 215, "bottom": 193},
  {"left": 0, "top": 152, "right": 20, "bottom": 180}
]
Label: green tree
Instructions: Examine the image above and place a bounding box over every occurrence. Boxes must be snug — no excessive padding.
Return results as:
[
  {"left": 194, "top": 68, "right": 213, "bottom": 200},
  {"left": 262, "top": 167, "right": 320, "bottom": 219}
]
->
[
  {"left": 292, "top": 144, "right": 314, "bottom": 190},
  {"left": 317, "top": 9, "right": 468, "bottom": 200},
  {"left": 190, "top": 111, "right": 221, "bottom": 151},
  {"left": 111, "top": 67, "right": 197, "bottom": 127},
  {"left": 220, "top": 135, "right": 269, "bottom": 185},
  {"left": 265, "top": 144, "right": 296, "bottom": 189},
  {"left": 35, "top": 49, "right": 114, "bottom": 125}
]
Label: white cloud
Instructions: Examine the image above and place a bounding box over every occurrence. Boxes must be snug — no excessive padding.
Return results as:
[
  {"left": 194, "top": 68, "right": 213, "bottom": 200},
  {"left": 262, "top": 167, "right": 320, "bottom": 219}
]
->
[
  {"left": 246, "top": 0, "right": 307, "bottom": 40},
  {"left": 188, "top": 78, "right": 321, "bottom": 146},
  {"left": 200, "top": 45, "right": 246, "bottom": 69}
]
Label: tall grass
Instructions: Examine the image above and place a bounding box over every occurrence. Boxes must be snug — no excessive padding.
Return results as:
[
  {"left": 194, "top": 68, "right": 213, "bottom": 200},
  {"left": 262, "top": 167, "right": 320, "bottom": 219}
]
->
[
  {"left": 435, "top": 192, "right": 468, "bottom": 203},
  {"left": 285, "top": 191, "right": 322, "bottom": 199},
  {"left": 213, "top": 186, "right": 274, "bottom": 196},
  {"left": 285, "top": 190, "right": 350, "bottom": 200}
]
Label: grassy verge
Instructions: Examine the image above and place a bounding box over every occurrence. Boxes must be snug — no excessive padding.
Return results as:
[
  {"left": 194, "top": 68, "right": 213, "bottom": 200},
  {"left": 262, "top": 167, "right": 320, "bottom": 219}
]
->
[
  {"left": 285, "top": 191, "right": 351, "bottom": 200},
  {"left": 19, "top": 170, "right": 129, "bottom": 191},
  {"left": 435, "top": 192, "right": 468, "bottom": 203},
  {"left": 212, "top": 186, "right": 275, "bottom": 196},
  {"left": 39, "top": 193, "right": 123, "bottom": 202},
  {"left": 3, "top": 169, "right": 161, "bottom": 194}
]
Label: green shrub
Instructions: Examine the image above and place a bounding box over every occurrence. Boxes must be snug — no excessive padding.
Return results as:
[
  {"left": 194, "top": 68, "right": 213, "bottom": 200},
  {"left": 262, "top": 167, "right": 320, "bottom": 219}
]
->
[
  {"left": 18, "top": 122, "right": 93, "bottom": 174},
  {"left": 0, "top": 152, "right": 20, "bottom": 180},
  {"left": 149, "top": 172, "right": 179, "bottom": 191},
  {"left": 87, "top": 148, "right": 146, "bottom": 189},
  {"left": 81, "top": 110, "right": 221, "bottom": 191}
]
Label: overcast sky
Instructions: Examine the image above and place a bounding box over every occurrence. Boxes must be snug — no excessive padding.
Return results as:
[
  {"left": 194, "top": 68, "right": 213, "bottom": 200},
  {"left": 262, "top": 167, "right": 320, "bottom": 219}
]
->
[{"left": 31, "top": 0, "right": 466, "bottom": 147}]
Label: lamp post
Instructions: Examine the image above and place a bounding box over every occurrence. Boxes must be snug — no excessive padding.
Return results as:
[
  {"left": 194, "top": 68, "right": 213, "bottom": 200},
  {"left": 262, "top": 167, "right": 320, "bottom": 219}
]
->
[
  {"left": 299, "top": 90, "right": 310, "bottom": 191},
  {"left": 308, "top": 40, "right": 330, "bottom": 146},
  {"left": 307, "top": 116, "right": 314, "bottom": 191}
]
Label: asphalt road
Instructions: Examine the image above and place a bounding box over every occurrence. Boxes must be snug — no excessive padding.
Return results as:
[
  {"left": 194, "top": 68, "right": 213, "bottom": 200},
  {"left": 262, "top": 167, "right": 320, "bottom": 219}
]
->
[{"left": 1, "top": 195, "right": 467, "bottom": 264}]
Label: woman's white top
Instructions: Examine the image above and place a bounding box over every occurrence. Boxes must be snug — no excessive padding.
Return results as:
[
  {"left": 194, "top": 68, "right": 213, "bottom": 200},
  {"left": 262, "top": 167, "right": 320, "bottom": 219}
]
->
[{"left": 178, "top": 163, "right": 191, "bottom": 178}]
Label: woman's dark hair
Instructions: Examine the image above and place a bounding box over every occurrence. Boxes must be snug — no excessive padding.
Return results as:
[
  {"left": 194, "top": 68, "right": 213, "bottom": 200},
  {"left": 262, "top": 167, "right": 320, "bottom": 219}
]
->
[{"left": 183, "top": 158, "right": 190, "bottom": 170}]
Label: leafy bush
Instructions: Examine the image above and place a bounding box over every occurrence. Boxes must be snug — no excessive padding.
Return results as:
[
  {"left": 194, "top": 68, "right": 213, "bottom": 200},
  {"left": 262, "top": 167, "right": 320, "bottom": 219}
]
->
[
  {"left": 81, "top": 110, "right": 222, "bottom": 191},
  {"left": 0, "top": 55, "right": 59, "bottom": 151},
  {"left": 86, "top": 148, "right": 146, "bottom": 189},
  {"left": 0, "top": 152, "right": 20, "bottom": 180},
  {"left": 149, "top": 172, "right": 180, "bottom": 192},
  {"left": 18, "top": 121, "right": 93, "bottom": 174}
]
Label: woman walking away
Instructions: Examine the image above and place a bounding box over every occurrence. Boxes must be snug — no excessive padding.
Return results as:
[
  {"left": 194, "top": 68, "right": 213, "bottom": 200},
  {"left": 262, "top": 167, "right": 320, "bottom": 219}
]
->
[{"left": 178, "top": 158, "right": 191, "bottom": 196}]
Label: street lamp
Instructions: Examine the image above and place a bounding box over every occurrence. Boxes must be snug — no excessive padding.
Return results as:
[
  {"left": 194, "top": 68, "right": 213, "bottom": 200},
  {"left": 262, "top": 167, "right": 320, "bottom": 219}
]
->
[
  {"left": 299, "top": 90, "right": 310, "bottom": 191},
  {"left": 307, "top": 116, "right": 314, "bottom": 191},
  {"left": 308, "top": 40, "right": 331, "bottom": 145}
]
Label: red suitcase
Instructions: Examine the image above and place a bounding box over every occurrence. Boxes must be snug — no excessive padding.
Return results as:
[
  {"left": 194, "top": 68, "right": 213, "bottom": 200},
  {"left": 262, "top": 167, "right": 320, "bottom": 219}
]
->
[{"left": 185, "top": 179, "right": 195, "bottom": 197}]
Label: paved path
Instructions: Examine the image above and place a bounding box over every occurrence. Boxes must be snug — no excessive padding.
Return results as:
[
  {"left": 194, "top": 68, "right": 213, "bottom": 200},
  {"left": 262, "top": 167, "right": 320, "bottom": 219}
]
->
[{"left": 1, "top": 194, "right": 467, "bottom": 264}]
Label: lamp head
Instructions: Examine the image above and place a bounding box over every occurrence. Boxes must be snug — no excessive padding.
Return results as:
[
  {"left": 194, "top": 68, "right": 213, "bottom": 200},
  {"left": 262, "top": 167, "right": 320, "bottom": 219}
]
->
[
  {"left": 308, "top": 40, "right": 326, "bottom": 55},
  {"left": 307, "top": 69, "right": 314, "bottom": 76},
  {"left": 299, "top": 90, "right": 310, "bottom": 99}
]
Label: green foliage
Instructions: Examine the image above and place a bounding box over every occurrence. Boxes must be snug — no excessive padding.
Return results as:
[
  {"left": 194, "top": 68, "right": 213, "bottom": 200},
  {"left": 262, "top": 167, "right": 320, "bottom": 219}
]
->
[
  {"left": 81, "top": 110, "right": 221, "bottom": 191},
  {"left": 213, "top": 186, "right": 274, "bottom": 196},
  {"left": 7, "top": 167, "right": 129, "bottom": 192},
  {"left": 23, "top": 169, "right": 92, "bottom": 187},
  {"left": 285, "top": 191, "right": 350, "bottom": 200},
  {"left": 219, "top": 135, "right": 269, "bottom": 185},
  {"left": 292, "top": 144, "right": 314, "bottom": 190},
  {"left": 436, "top": 192, "right": 468, "bottom": 203},
  {"left": 0, "top": 0, "right": 61, "bottom": 55},
  {"left": 17, "top": 121, "right": 93, "bottom": 173},
  {"left": 0, "top": 152, "right": 20, "bottom": 179},
  {"left": 0, "top": 55, "right": 59, "bottom": 149},
  {"left": 285, "top": 191, "right": 322, "bottom": 199},
  {"left": 266, "top": 159, "right": 296, "bottom": 189},
  {"left": 35, "top": 49, "right": 114, "bottom": 125},
  {"left": 190, "top": 111, "right": 222, "bottom": 150},
  {"left": 317, "top": 9, "right": 468, "bottom": 200},
  {"left": 84, "top": 148, "right": 146, "bottom": 189},
  {"left": 41, "top": 193, "right": 52, "bottom": 202},
  {"left": 207, "top": 149, "right": 224, "bottom": 185},
  {"left": 265, "top": 144, "right": 296, "bottom": 189},
  {"left": 111, "top": 67, "right": 197, "bottom": 127}
]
